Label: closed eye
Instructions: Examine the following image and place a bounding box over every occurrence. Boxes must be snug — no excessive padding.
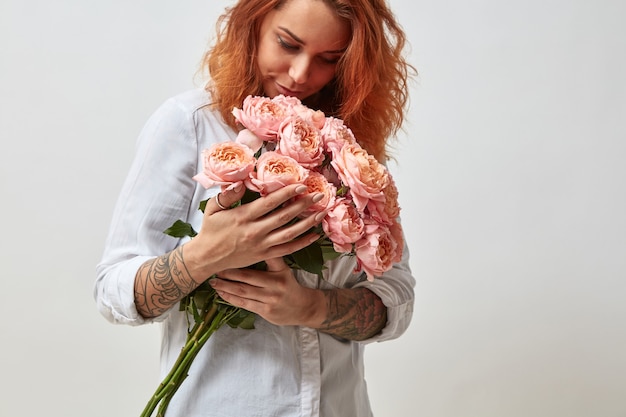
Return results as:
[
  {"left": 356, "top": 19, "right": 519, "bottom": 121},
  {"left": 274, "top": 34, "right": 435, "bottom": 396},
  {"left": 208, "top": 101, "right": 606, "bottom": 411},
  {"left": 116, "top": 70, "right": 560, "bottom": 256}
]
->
[
  {"left": 278, "top": 36, "right": 299, "bottom": 51},
  {"left": 319, "top": 55, "right": 341, "bottom": 64}
]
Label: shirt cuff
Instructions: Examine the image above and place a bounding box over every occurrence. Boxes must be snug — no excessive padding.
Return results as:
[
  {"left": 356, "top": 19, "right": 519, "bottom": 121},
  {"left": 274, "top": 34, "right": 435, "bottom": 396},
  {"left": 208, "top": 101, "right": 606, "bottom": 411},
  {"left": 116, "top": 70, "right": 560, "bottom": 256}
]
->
[
  {"left": 94, "top": 256, "right": 169, "bottom": 326},
  {"left": 353, "top": 277, "right": 415, "bottom": 344}
]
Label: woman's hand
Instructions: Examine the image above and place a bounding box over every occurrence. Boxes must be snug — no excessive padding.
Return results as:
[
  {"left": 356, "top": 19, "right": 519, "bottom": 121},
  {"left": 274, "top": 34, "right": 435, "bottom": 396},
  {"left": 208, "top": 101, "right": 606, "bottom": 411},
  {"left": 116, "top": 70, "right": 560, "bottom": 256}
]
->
[
  {"left": 209, "top": 257, "right": 325, "bottom": 327},
  {"left": 183, "top": 183, "right": 326, "bottom": 284},
  {"left": 134, "top": 183, "right": 325, "bottom": 319},
  {"left": 210, "top": 257, "right": 388, "bottom": 340}
]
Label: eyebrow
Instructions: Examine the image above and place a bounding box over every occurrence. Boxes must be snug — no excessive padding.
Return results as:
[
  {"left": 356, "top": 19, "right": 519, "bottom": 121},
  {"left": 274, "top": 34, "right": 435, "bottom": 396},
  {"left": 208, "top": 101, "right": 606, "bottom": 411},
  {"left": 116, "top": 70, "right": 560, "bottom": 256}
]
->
[{"left": 278, "top": 26, "right": 347, "bottom": 54}]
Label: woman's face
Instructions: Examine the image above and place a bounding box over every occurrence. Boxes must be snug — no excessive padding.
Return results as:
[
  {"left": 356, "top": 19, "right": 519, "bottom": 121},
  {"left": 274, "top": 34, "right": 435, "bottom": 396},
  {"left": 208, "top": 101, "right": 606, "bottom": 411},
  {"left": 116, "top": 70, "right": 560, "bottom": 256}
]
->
[{"left": 257, "top": 0, "right": 351, "bottom": 101}]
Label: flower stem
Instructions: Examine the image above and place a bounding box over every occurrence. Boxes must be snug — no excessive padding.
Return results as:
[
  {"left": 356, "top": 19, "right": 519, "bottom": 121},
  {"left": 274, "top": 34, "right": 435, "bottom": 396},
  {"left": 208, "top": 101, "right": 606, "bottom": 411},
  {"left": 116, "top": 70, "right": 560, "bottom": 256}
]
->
[
  {"left": 139, "top": 297, "right": 231, "bottom": 417},
  {"left": 155, "top": 308, "right": 228, "bottom": 417}
]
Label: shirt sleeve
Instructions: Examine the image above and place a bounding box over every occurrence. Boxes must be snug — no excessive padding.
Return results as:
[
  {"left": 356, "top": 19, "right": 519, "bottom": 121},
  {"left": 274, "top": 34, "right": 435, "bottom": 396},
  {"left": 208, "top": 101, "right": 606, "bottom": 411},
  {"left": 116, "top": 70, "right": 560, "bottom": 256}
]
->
[
  {"left": 353, "top": 225, "right": 416, "bottom": 344},
  {"left": 94, "top": 96, "right": 200, "bottom": 326}
]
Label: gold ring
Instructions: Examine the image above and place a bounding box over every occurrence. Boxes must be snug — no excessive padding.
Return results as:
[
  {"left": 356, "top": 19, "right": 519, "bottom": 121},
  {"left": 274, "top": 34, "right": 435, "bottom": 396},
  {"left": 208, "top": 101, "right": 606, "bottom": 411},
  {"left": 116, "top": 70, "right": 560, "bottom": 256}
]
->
[{"left": 214, "top": 193, "right": 228, "bottom": 210}]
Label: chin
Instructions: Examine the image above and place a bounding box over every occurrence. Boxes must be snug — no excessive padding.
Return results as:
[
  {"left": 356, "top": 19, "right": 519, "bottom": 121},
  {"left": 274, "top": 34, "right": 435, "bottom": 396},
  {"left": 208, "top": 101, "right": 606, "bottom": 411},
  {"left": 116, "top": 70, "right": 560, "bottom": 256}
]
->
[{"left": 261, "top": 81, "right": 278, "bottom": 99}]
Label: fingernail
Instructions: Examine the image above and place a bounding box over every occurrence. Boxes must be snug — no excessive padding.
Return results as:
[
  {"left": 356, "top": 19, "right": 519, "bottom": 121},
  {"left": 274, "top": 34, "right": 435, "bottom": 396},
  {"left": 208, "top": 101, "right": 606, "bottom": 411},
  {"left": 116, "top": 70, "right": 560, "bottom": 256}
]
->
[
  {"left": 314, "top": 210, "right": 327, "bottom": 221},
  {"left": 312, "top": 193, "right": 324, "bottom": 203},
  {"left": 295, "top": 185, "right": 308, "bottom": 194},
  {"left": 234, "top": 182, "right": 243, "bottom": 192}
]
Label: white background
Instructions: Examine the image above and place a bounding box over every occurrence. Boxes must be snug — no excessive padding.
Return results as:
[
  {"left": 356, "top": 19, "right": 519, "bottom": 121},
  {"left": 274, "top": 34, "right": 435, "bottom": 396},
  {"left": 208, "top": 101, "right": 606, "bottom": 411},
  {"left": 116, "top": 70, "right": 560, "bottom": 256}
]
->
[{"left": 1, "top": 1, "right": 625, "bottom": 416}]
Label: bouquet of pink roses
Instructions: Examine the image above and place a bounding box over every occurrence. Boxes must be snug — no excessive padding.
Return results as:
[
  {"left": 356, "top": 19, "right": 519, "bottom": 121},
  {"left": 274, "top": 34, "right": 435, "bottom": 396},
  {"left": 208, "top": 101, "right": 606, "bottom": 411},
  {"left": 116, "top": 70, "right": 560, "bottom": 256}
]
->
[{"left": 139, "top": 94, "right": 403, "bottom": 417}]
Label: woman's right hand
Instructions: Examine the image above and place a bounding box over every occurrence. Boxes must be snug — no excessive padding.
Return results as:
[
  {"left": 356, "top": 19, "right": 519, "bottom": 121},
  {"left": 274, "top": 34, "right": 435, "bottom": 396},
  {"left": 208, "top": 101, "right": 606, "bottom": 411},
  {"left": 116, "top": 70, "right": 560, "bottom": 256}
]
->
[{"left": 182, "top": 183, "right": 325, "bottom": 284}]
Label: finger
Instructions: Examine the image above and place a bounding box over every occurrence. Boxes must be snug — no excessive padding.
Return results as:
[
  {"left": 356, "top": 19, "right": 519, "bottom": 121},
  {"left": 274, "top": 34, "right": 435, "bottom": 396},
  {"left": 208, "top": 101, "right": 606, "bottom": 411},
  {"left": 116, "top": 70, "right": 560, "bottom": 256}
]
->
[
  {"left": 216, "top": 289, "right": 264, "bottom": 314},
  {"left": 265, "top": 257, "right": 288, "bottom": 272},
  {"left": 214, "top": 268, "right": 264, "bottom": 288},
  {"left": 265, "top": 232, "right": 321, "bottom": 260},
  {"left": 263, "top": 207, "right": 326, "bottom": 248},
  {"left": 246, "top": 184, "right": 309, "bottom": 219},
  {"left": 204, "top": 183, "right": 245, "bottom": 215},
  {"left": 211, "top": 272, "right": 265, "bottom": 300},
  {"left": 254, "top": 192, "right": 325, "bottom": 238}
]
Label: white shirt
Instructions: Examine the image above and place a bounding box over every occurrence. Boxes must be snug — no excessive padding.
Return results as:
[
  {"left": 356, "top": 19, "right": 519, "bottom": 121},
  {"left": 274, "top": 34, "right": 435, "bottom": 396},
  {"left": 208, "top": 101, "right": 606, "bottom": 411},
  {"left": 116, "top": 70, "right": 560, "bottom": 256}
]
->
[{"left": 95, "top": 89, "right": 415, "bottom": 417}]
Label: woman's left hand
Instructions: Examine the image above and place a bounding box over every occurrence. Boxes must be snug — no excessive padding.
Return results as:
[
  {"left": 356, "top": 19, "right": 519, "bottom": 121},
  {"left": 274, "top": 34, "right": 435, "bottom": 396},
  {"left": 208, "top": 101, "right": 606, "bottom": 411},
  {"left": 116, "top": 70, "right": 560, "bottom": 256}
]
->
[{"left": 209, "top": 257, "right": 325, "bottom": 327}]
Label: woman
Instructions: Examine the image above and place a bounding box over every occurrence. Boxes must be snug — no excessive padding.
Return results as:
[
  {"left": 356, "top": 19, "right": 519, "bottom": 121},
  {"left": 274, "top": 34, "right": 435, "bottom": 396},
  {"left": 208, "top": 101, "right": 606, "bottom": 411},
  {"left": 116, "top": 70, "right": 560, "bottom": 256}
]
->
[{"left": 95, "top": 0, "right": 416, "bottom": 415}]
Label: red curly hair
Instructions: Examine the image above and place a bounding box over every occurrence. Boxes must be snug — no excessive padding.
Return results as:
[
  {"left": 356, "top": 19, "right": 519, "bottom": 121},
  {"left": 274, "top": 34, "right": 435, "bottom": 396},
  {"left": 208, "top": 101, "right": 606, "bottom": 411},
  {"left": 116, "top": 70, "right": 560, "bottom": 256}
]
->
[{"left": 200, "top": 0, "right": 415, "bottom": 162}]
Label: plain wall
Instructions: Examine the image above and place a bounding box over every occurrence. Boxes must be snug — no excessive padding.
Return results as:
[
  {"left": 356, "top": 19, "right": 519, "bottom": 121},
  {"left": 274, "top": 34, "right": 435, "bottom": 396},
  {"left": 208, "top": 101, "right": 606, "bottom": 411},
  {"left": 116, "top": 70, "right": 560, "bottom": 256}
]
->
[{"left": 1, "top": 0, "right": 625, "bottom": 416}]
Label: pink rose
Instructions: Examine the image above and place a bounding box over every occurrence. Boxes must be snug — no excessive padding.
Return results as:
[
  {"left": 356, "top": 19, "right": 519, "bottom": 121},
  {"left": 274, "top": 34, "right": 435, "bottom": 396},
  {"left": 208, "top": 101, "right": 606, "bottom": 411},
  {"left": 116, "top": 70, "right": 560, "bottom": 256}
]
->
[
  {"left": 271, "top": 95, "right": 325, "bottom": 128},
  {"left": 235, "top": 128, "right": 264, "bottom": 153},
  {"left": 354, "top": 221, "right": 401, "bottom": 281},
  {"left": 321, "top": 117, "right": 357, "bottom": 156},
  {"left": 246, "top": 151, "right": 308, "bottom": 195},
  {"left": 297, "top": 171, "right": 337, "bottom": 218},
  {"left": 331, "top": 143, "right": 390, "bottom": 213},
  {"left": 232, "top": 96, "right": 288, "bottom": 141},
  {"left": 322, "top": 198, "right": 364, "bottom": 253},
  {"left": 192, "top": 142, "right": 256, "bottom": 190},
  {"left": 366, "top": 176, "right": 401, "bottom": 225},
  {"left": 276, "top": 117, "right": 325, "bottom": 169},
  {"left": 271, "top": 94, "right": 303, "bottom": 111},
  {"left": 292, "top": 104, "right": 326, "bottom": 130}
]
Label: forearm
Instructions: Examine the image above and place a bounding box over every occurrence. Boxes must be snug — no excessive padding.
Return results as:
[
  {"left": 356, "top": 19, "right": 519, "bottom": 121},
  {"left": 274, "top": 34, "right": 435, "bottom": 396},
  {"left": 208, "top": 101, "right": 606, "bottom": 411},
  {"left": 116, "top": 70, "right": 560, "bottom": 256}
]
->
[
  {"left": 314, "top": 287, "right": 387, "bottom": 341},
  {"left": 134, "top": 246, "right": 203, "bottom": 318}
]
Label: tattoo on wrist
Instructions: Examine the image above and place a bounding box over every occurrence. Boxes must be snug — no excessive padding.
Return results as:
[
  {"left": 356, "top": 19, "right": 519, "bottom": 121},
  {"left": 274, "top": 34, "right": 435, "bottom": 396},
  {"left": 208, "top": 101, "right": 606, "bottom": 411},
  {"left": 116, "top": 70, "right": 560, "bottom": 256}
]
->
[
  {"left": 321, "top": 288, "right": 387, "bottom": 341},
  {"left": 135, "top": 246, "right": 197, "bottom": 317}
]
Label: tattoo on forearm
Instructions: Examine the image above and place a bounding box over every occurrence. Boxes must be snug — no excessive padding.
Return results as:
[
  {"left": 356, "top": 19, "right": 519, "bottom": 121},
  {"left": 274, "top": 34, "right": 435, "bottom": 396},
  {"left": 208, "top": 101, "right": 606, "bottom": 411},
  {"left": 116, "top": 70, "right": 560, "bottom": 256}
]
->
[
  {"left": 321, "top": 288, "right": 387, "bottom": 341},
  {"left": 134, "top": 246, "right": 197, "bottom": 318}
]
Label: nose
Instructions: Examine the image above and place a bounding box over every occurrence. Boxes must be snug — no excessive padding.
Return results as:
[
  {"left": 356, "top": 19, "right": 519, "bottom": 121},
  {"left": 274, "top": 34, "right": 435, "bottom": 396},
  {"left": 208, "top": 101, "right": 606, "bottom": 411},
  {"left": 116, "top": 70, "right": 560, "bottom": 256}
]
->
[{"left": 288, "top": 55, "right": 310, "bottom": 85}]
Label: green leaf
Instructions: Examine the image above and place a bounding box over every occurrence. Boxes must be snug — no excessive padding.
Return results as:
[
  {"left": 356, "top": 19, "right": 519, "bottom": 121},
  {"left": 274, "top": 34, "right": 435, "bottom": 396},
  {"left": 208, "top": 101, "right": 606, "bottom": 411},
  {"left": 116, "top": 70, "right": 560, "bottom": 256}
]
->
[
  {"left": 290, "top": 243, "right": 325, "bottom": 278},
  {"left": 179, "top": 295, "right": 191, "bottom": 312},
  {"left": 190, "top": 296, "right": 202, "bottom": 324},
  {"left": 199, "top": 199, "right": 209, "bottom": 213},
  {"left": 225, "top": 315, "right": 243, "bottom": 328},
  {"left": 192, "top": 288, "right": 215, "bottom": 311},
  {"left": 241, "top": 188, "right": 261, "bottom": 205},
  {"left": 237, "top": 312, "right": 256, "bottom": 330},
  {"left": 225, "top": 309, "right": 256, "bottom": 329},
  {"left": 321, "top": 245, "right": 344, "bottom": 262},
  {"left": 164, "top": 220, "right": 197, "bottom": 238}
]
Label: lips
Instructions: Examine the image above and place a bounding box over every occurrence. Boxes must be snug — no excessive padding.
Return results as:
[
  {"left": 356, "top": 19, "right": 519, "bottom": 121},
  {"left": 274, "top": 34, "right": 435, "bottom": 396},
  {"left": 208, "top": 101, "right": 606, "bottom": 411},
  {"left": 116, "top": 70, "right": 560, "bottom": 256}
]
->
[{"left": 276, "top": 83, "right": 303, "bottom": 97}]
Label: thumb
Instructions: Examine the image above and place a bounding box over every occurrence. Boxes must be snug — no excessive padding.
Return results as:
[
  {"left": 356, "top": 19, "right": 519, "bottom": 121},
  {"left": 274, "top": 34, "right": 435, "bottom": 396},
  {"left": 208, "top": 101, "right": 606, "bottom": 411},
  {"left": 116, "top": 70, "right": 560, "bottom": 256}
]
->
[{"left": 265, "top": 257, "right": 288, "bottom": 272}]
